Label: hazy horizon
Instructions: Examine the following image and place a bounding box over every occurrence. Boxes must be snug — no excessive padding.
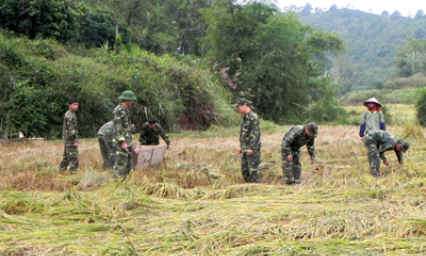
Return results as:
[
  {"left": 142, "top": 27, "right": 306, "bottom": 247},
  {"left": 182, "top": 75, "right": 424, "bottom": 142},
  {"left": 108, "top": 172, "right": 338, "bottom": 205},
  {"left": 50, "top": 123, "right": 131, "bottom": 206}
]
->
[{"left": 275, "top": 0, "right": 423, "bottom": 17}]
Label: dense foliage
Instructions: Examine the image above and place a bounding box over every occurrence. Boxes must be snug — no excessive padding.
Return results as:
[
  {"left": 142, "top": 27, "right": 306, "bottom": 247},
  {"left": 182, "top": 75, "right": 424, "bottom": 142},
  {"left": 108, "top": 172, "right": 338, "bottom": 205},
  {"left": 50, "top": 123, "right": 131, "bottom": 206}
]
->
[
  {"left": 0, "top": 0, "right": 130, "bottom": 48},
  {"left": 0, "top": 32, "right": 237, "bottom": 139},
  {"left": 0, "top": 0, "right": 351, "bottom": 138},
  {"left": 203, "top": 2, "right": 344, "bottom": 123},
  {"left": 70, "top": 0, "right": 212, "bottom": 55},
  {"left": 392, "top": 38, "right": 426, "bottom": 78},
  {"left": 389, "top": 38, "right": 426, "bottom": 125}
]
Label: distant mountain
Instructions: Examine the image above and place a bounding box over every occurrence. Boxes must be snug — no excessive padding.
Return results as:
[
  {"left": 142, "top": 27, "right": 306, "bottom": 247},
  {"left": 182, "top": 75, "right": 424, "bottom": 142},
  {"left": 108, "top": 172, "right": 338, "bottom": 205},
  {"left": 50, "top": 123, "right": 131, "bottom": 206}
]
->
[{"left": 294, "top": 5, "right": 426, "bottom": 93}]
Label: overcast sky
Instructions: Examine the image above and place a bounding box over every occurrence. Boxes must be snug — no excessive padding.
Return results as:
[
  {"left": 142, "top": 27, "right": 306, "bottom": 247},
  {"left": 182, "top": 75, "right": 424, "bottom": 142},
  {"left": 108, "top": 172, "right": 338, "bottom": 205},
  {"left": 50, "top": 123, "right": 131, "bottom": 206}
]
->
[{"left": 275, "top": 0, "right": 424, "bottom": 16}]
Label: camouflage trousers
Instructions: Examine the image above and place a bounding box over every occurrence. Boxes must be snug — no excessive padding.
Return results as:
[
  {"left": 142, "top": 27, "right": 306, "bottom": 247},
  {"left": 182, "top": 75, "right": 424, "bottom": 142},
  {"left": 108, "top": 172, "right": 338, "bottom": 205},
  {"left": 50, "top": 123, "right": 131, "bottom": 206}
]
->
[
  {"left": 113, "top": 144, "right": 132, "bottom": 177},
  {"left": 363, "top": 136, "right": 381, "bottom": 177},
  {"left": 282, "top": 150, "right": 302, "bottom": 184},
  {"left": 97, "top": 135, "right": 115, "bottom": 169},
  {"left": 241, "top": 150, "right": 261, "bottom": 183},
  {"left": 59, "top": 145, "right": 79, "bottom": 172}
]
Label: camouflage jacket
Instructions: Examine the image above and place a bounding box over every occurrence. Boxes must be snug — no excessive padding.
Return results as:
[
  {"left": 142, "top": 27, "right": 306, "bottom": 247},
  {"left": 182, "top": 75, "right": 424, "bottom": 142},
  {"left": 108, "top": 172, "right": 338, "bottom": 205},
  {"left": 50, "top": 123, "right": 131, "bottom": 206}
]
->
[
  {"left": 239, "top": 110, "right": 261, "bottom": 151},
  {"left": 62, "top": 110, "right": 79, "bottom": 145},
  {"left": 139, "top": 122, "right": 170, "bottom": 145},
  {"left": 112, "top": 104, "right": 132, "bottom": 146},
  {"left": 365, "top": 130, "right": 402, "bottom": 163},
  {"left": 97, "top": 121, "right": 114, "bottom": 137},
  {"left": 281, "top": 126, "right": 315, "bottom": 160}
]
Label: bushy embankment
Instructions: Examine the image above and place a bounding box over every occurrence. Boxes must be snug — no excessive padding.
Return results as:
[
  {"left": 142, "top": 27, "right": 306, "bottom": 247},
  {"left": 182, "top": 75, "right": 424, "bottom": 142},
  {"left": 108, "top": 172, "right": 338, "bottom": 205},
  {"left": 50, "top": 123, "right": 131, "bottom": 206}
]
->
[
  {"left": 384, "top": 73, "right": 426, "bottom": 90},
  {"left": 0, "top": 32, "right": 238, "bottom": 139},
  {"left": 2, "top": 122, "right": 426, "bottom": 255},
  {"left": 340, "top": 89, "right": 420, "bottom": 106}
]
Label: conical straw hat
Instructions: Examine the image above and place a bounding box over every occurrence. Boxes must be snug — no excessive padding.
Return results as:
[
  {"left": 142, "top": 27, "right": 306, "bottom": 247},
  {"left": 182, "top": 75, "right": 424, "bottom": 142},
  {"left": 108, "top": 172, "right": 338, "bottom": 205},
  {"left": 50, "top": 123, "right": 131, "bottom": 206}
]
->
[{"left": 363, "top": 97, "right": 381, "bottom": 108}]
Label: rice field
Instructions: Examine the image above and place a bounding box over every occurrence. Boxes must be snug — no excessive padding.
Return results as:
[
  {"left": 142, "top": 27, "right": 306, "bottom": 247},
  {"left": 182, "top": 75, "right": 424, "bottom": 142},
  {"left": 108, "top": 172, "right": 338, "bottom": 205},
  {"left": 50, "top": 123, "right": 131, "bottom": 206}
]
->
[{"left": 1, "top": 118, "right": 426, "bottom": 255}]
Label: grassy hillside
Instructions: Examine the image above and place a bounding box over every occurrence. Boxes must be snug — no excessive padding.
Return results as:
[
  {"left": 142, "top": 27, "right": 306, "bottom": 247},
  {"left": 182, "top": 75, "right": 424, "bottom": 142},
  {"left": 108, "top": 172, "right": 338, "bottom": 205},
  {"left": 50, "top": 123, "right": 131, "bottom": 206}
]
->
[
  {"left": 2, "top": 112, "right": 426, "bottom": 254},
  {"left": 297, "top": 7, "right": 426, "bottom": 92}
]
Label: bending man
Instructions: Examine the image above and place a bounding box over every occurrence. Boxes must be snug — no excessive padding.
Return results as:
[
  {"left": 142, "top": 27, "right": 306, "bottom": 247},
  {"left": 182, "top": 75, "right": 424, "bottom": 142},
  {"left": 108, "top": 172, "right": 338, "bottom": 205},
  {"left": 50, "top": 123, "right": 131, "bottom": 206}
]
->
[
  {"left": 281, "top": 123, "right": 318, "bottom": 185},
  {"left": 363, "top": 130, "right": 409, "bottom": 177}
]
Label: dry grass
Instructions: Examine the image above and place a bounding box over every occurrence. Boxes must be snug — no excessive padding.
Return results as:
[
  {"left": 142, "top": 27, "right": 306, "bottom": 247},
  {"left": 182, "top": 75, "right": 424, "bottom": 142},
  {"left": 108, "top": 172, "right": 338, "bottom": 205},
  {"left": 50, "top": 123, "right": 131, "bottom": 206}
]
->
[{"left": 1, "top": 124, "right": 426, "bottom": 255}]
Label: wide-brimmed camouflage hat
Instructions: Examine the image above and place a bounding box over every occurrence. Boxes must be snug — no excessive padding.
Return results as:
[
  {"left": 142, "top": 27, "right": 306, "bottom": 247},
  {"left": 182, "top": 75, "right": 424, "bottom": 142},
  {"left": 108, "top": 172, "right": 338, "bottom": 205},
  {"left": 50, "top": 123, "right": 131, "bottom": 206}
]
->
[
  {"left": 306, "top": 122, "right": 318, "bottom": 137},
  {"left": 118, "top": 90, "right": 137, "bottom": 101},
  {"left": 363, "top": 97, "right": 381, "bottom": 108},
  {"left": 398, "top": 139, "right": 410, "bottom": 152},
  {"left": 234, "top": 98, "right": 251, "bottom": 107}
]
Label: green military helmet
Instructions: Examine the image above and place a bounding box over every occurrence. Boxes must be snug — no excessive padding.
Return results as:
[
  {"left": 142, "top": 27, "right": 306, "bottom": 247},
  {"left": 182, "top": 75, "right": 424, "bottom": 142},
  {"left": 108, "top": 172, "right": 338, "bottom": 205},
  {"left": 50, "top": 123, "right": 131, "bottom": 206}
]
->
[
  {"left": 118, "top": 90, "right": 137, "bottom": 101},
  {"left": 398, "top": 139, "right": 410, "bottom": 152},
  {"left": 306, "top": 122, "right": 318, "bottom": 137}
]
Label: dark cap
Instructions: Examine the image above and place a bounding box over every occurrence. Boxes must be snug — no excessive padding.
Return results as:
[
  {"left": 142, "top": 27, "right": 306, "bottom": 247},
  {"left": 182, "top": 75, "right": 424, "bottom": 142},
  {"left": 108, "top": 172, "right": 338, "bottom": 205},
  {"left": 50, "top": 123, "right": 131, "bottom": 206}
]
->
[
  {"left": 306, "top": 122, "right": 318, "bottom": 137},
  {"left": 234, "top": 98, "right": 251, "bottom": 107},
  {"left": 398, "top": 139, "right": 410, "bottom": 152},
  {"left": 148, "top": 118, "right": 157, "bottom": 124},
  {"left": 68, "top": 98, "right": 78, "bottom": 104}
]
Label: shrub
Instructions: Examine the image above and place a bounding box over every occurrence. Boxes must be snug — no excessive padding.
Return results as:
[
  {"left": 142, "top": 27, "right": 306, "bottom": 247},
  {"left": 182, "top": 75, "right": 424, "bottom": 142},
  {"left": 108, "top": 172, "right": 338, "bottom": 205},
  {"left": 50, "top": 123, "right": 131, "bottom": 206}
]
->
[{"left": 415, "top": 88, "right": 426, "bottom": 126}]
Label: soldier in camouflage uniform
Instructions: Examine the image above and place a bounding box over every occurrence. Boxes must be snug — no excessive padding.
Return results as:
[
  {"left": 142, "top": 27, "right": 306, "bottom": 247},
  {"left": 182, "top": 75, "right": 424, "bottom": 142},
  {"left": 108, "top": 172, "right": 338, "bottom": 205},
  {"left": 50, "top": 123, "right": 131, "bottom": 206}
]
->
[
  {"left": 363, "top": 130, "right": 410, "bottom": 177},
  {"left": 139, "top": 118, "right": 171, "bottom": 149},
  {"left": 59, "top": 98, "right": 80, "bottom": 173},
  {"left": 97, "top": 121, "right": 115, "bottom": 169},
  {"left": 281, "top": 123, "right": 318, "bottom": 185},
  {"left": 235, "top": 99, "right": 261, "bottom": 183},
  {"left": 112, "top": 90, "right": 138, "bottom": 177}
]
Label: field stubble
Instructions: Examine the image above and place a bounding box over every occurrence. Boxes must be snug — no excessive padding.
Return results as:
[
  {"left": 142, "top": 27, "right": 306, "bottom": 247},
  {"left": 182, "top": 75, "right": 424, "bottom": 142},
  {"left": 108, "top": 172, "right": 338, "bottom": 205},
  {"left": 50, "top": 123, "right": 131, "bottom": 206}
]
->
[{"left": 1, "top": 125, "right": 426, "bottom": 255}]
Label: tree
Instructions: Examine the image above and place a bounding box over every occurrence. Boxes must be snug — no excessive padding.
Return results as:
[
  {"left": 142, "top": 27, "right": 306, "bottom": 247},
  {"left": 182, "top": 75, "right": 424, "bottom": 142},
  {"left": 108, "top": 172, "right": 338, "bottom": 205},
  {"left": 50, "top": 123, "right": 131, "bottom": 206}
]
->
[
  {"left": 390, "top": 11, "right": 402, "bottom": 20},
  {"left": 328, "top": 4, "right": 338, "bottom": 12},
  {"left": 87, "top": 0, "right": 213, "bottom": 55},
  {"left": 414, "top": 10, "right": 424, "bottom": 20},
  {"left": 381, "top": 10, "right": 390, "bottom": 18},
  {"left": 393, "top": 38, "right": 426, "bottom": 77},
  {"left": 0, "top": 0, "right": 78, "bottom": 43},
  {"left": 75, "top": 5, "right": 130, "bottom": 48},
  {"left": 300, "top": 3, "right": 312, "bottom": 17},
  {"left": 204, "top": 1, "right": 343, "bottom": 122}
]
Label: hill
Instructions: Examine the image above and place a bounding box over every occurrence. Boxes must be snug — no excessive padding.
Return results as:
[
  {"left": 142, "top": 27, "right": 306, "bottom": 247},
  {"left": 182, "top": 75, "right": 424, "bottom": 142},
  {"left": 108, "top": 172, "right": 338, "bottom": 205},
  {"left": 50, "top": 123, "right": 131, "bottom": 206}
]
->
[{"left": 294, "top": 5, "right": 426, "bottom": 92}]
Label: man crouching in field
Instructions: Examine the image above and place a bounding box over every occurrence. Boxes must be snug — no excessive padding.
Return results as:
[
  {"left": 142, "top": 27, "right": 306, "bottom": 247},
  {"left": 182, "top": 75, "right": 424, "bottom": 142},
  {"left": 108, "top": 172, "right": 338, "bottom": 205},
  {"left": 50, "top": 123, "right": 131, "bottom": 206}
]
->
[
  {"left": 281, "top": 123, "right": 317, "bottom": 185},
  {"left": 235, "top": 98, "right": 261, "bottom": 183},
  {"left": 59, "top": 98, "right": 79, "bottom": 173},
  {"left": 363, "top": 130, "right": 410, "bottom": 177}
]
